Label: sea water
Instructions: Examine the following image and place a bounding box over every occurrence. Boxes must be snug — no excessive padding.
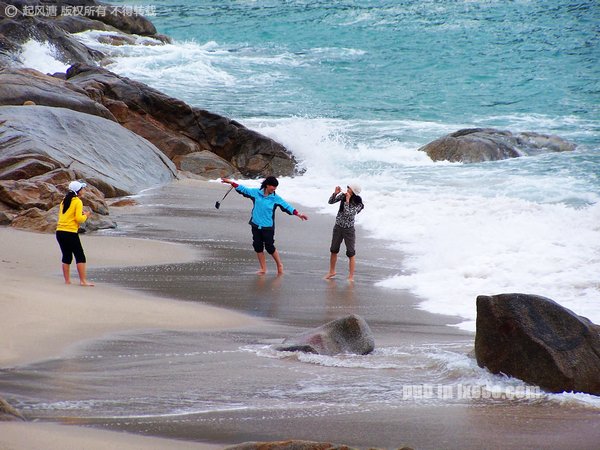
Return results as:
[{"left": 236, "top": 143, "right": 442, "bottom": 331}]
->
[{"left": 8, "top": 0, "right": 600, "bottom": 423}]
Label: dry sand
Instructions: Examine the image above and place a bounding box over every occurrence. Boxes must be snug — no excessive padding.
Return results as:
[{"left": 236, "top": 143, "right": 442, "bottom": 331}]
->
[{"left": 0, "top": 226, "right": 259, "bottom": 449}]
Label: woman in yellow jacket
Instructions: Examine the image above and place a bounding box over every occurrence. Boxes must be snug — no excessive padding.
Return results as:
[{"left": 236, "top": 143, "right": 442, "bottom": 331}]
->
[{"left": 56, "top": 180, "right": 93, "bottom": 286}]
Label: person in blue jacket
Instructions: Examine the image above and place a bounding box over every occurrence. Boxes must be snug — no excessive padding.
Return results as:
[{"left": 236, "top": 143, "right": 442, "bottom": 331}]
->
[{"left": 221, "top": 176, "right": 308, "bottom": 274}]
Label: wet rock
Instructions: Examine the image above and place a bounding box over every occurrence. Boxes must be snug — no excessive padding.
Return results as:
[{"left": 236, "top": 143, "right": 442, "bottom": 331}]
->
[
  {"left": 419, "top": 128, "right": 576, "bottom": 163},
  {"left": 277, "top": 314, "right": 375, "bottom": 356},
  {"left": 175, "top": 150, "right": 240, "bottom": 179},
  {"left": 0, "top": 68, "right": 115, "bottom": 120},
  {"left": 0, "top": 5, "right": 103, "bottom": 67},
  {"left": 475, "top": 293, "right": 600, "bottom": 395},
  {"left": 0, "top": 104, "right": 177, "bottom": 196},
  {"left": 66, "top": 63, "right": 300, "bottom": 178}
]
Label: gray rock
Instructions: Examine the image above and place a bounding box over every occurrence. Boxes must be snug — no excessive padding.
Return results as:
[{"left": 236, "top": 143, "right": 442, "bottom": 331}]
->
[
  {"left": 475, "top": 293, "right": 600, "bottom": 395},
  {"left": 0, "top": 7, "right": 103, "bottom": 67},
  {"left": 419, "top": 128, "right": 576, "bottom": 163},
  {"left": 175, "top": 150, "right": 240, "bottom": 179},
  {"left": 66, "top": 63, "right": 300, "bottom": 178},
  {"left": 0, "top": 104, "right": 177, "bottom": 196},
  {"left": 277, "top": 314, "right": 375, "bottom": 356},
  {"left": 0, "top": 68, "right": 116, "bottom": 121}
]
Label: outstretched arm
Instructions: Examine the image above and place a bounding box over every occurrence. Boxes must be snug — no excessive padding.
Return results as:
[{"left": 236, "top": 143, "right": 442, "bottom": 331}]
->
[
  {"left": 221, "top": 178, "right": 239, "bottom": 188},
  {"left": 294, "top": 210, "right": 308, "bottom": 221}
]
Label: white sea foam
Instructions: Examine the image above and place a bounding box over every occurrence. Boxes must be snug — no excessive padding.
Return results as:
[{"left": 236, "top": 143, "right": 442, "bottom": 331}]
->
[
  {"left": 16, "top": 39, "right": 70, "bottom": 73},
  {"left": 242, "top": 116, "right": 600, "bottom": 333}
]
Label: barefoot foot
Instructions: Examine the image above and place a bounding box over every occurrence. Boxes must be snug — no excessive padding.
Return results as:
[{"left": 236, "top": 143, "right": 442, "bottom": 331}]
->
[{"left": 324, "top": 272, "right": 336, "bottom": 280}]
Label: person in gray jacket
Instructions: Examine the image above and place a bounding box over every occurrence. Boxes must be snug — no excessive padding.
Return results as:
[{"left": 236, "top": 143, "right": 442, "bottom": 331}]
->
[{"left": 325, "top": 182, "right": 364, "bottom": 281}]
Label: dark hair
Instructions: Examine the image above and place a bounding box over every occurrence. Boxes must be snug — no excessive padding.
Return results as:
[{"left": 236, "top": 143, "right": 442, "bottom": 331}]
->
[
  {"left": 338, "top": 192, "right": 364, "bottom": 213},
  {"left": 260, "top": 176, "right": 279, "bottom": 190},
  {"left": 62, "top": 191, "right": 77, "bottom": 213}
]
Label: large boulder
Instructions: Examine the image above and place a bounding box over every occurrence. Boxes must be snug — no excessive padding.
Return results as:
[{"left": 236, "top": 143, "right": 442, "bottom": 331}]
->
[
  {"left": 277, "top": 315, "right": 375, "bottom": 356},
  {"left": 419, "top": 128, "right": 576, "bottom": 163},
  {"left": 0, "top": 68, "right": 115, "bottom": 120},
  {"left": 0, "top": 104, "right": 177, "bottom": 196},
  {"left": 66, "top": 63, "right": 300, "bottom": 178},
  {"left": 175, "top": 150, "right": 241, "bottom": 179},
  {"left": 475, "top": 293, "right": 600, "bottom": 395}
]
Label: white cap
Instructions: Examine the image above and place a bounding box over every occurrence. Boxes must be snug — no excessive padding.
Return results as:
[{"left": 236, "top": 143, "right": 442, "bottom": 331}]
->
[
  {"left": 68, "top": 180, "right": 87, "bottom": 193},
  {"left": 347, "top": 182, "right": 361, "bottom": 195}
]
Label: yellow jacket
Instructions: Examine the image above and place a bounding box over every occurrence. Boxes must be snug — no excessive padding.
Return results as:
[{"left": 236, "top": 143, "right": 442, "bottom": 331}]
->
[{"left": 56, "top": 197, "right": 87, "bottom": 233}]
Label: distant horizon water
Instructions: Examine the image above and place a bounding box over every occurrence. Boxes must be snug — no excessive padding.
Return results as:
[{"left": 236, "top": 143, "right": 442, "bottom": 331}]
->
[{"left": 12, "top": 0, "right": 600, "bottom": 332}]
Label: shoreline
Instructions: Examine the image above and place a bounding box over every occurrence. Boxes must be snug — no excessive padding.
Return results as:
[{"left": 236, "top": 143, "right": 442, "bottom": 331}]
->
[
  {"left": 0, "top": 178, "right": 464, "bottom": 450},
  {"left": 0, "top": 224, "right": 262, "bottom": 450},
  {"left": 4, "top": 179, "right": 597, "bottom": 449},
  {"left": 0, "top": 226, "right": 262, "bottom": 368}
]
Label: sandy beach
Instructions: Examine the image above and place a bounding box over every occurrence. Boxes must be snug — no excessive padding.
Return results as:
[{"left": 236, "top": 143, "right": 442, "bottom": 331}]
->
[
  {"left": 0, "top": 219, "right": 258, "bottom": 449},
  {"left": 1, "top": 179, "right": 599, "bottom": 449}
]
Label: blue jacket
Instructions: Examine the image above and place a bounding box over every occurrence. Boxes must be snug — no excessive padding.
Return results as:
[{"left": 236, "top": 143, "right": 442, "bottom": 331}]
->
[{"left": 235, "top": 184, "right": 296, "bottom": 229}]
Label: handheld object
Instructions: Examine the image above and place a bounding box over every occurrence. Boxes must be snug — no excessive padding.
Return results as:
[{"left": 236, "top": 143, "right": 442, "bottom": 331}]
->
[{"left": 215, "top": 186, "right": 234, "bottom": 209}]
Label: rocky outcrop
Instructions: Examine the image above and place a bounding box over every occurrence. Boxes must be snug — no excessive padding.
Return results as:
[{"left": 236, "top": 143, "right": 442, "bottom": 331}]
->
[
  {"left": 419, "top": 128, "right": 576, "bottom": 163},
  {"left": 0, "top": 0, "right": 302, "bottom": 232},
  {"left": 0, "top": 68, "right": 116, "bottom": 120},
  {"left": 65, "top": 63, "right": 298, "bottom": 178},
  {"left": 277, "top": 315, "right": 375, "bottom": 356},
  {"left": 0, "top": 1, "right": 104, "bottom": 66},
  {"left": 0, "top": 104, "right": 175, "bottom": 230},
  {"left": 0, "top": 104, "right": 177, "bottom": 195},
  {"left": 475, "top": 293, "right": 600, "bottom": 396},
  {"left": 0, "top": 0, "right": 163, "bottom": 67}
]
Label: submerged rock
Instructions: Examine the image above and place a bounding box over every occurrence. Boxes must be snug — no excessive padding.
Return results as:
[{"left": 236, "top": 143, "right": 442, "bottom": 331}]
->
[
  {"left": 475, "top": 293, "right": 600, "bottom": 396},
  {"left": 277, "top": 314, "right": 375, "bottom": 356},
  {"left": 419, "top": 128, "right": 576, "bottom": 163}
]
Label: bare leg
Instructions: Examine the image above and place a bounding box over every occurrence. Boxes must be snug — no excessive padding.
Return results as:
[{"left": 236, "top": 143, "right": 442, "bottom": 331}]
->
[
  {"left": 271, "top": 250, "right": 284, "bottom": 274},
  {"left": 256, "top": 252, "right": 267, "bottom": 275},
  {"left": 348, "top": 256, "right": 356, "bottom": 282},
  {"left": 325, "top": 253, "right": 337, "bottom": 279},
  {"left": 62, "top": 263, "right": 71, "bottom": 284},
  {"left": 76, "top": 262, "right": 95, "bottom": 286}
]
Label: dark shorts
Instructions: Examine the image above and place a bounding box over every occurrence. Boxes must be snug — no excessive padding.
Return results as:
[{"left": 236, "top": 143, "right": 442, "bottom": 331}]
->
[
  {"left": 251, "top": 225, "right": 276, "bottom": 254},
  {"left": 56, "top": 230, "right": 86, "bottom": 264},
  {"left": 330, "top": 224, "right": 356, "bottom": 257}
]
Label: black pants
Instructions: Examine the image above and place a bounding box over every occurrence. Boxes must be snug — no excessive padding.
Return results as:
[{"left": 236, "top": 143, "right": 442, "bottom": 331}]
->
[
  {"left": 330, "top": 224, "right": 356, "bottom": 257},
  {"left": 56, "top": 230, "right": 86, "bottom": 264},
  {"left": 251, "top": 226, "right": 276, "bottom": 254}
]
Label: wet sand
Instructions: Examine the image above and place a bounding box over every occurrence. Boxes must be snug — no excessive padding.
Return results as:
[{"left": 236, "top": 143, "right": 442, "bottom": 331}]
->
[
  {"left": 1, "top": 179, "right": 599, "bottom": 449},
  {"left": 0, "top": 224, "right": 258, "bottom": 450}
]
